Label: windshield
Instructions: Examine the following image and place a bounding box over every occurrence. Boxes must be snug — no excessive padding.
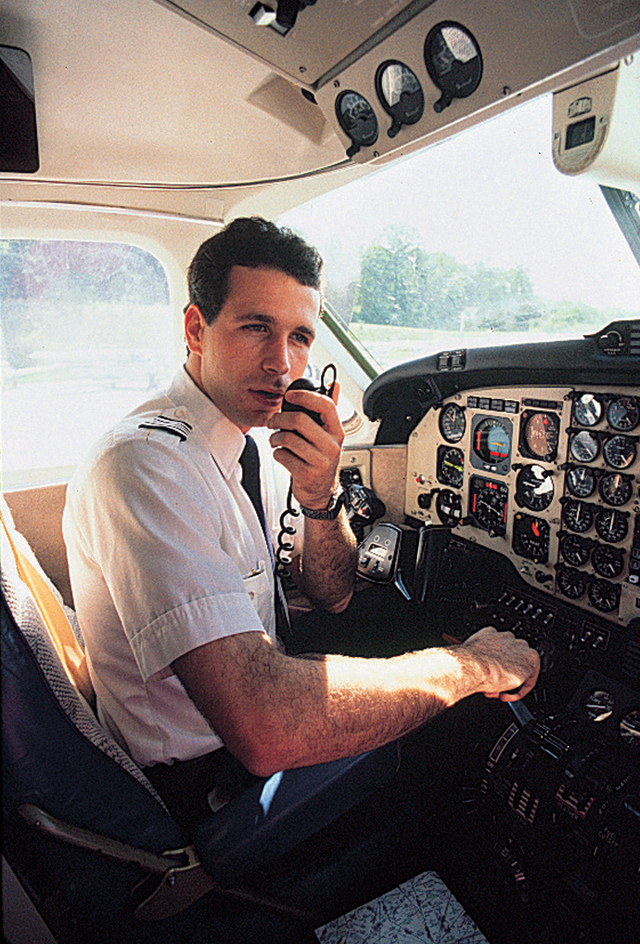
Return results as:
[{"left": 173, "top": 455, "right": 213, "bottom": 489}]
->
[{"left": 281, "top": 94, "right": 640, "bottom": 373}]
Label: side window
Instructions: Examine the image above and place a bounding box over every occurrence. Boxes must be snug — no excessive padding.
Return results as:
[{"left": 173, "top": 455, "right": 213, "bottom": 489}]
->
[{"left": 1, "top": 239, "right": 175, "bottom": 487}]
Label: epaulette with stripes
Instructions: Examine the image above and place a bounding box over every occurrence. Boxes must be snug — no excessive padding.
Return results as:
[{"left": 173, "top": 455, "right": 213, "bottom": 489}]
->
[{"left": 138, "top": 415, "right": 193, "bottom": 442}]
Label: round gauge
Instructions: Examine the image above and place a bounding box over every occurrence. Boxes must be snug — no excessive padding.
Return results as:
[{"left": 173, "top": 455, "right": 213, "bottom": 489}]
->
[
  {"left": 520, "top": 411, "right": 559, "bottom": 461},
  {"left": 557, "top": 564, "right": 589, "bottom": 600},
  {"left": 599, "top": 472, "right": 633, "bottom": 507},
  {"left": 437, "top": 446, "right": 464, "bottom": 488},
  {"left": 569, "top": 430, "right": 600, "bottom": 463},
  {"left": 603, "top": 434, "right": 637, "bottom": 470},
  {"left": 566, "top": 465, "right": 597, "bottom": 499},
  {"left": 573, "top": 393, "right": 603, "bottom": 427},
  {"left": 588, "top": 577, "right": 620, "bottom": 613},
  {"left": 469, "top": 476, "right": 508, "bottom": 536},
  {"left": 473, "top": 417, "right": 511, "bottom": 464},
  {"left": 439, "top": 402, "right": 466, "bottom": 443},
  {"left": 563, "top": 499, "right": 594, "bottom": 533},
  {"left": 335, "top": 90, "right": 379, "bottom": 156},
  {"left": 595, "top": 508, "right": 629, "bottom": 544},
  {"left": 607, "top": 396, "right": 640, "bottom": 432},
  {"left": 436, "top": 489, "right": 463, "bottom": 527},
  {"left": 515, "top": 464, "right": 554, "bottom": 511},
  {"left": 583, "top": 689, "right": 615, "bottom": 722},
  {"left": 375, "top": 60, "right": 424, "bottom": 138},
  {"left": 423, "top": 21, "right": 482, "bottom": 113},
  {"left": 620, "top": 710, "right": 640, "bottom": 749},
  {"left": 560, "top": 533, "right": 591, "bottom": 567},
  {"left": 512, "top": 513, "right": 550, "bottom": 563},
  {"left": 592, "top": 543, "right": 625, "bottom": 579}
]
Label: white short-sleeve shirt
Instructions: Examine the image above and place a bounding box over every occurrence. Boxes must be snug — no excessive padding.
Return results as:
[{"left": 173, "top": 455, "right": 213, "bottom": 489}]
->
[{"left": 63, "top": 367, "right": 299, "bottom": 767}]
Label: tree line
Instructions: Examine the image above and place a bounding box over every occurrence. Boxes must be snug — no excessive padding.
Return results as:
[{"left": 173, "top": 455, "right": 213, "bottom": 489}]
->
[{"left": 331, "top": 226, "right": 618, "bottom": 334}]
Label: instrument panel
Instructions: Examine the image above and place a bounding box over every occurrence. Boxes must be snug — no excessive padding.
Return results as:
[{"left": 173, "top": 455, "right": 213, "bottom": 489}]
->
[{"left": 406, "top": 385, "right": 640, "bottom": 625}]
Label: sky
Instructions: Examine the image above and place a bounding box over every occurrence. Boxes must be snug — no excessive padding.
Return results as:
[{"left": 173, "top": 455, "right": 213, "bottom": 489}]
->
[{"left": 282, "top": 94, "right": 640, "bottom": 313}]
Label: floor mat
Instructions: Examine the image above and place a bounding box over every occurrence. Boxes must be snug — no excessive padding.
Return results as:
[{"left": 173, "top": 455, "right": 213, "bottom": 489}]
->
[{"left": 315, "top": 870, "right": 489, "bottom": 943}]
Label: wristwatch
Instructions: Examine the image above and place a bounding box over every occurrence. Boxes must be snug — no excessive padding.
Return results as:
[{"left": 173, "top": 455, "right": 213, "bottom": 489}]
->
[{"left": 300, "top": 487, "right": 344, "bottom": 520}]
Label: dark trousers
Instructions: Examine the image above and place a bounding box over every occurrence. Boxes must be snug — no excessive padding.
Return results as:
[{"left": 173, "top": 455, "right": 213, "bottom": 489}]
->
[{"left": 145, "top": 745, "right": 264, "bottom": 830}]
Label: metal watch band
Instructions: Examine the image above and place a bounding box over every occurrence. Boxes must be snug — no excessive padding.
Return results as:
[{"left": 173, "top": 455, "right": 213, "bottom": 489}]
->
[{"left": 299, "top": 488, "right": 344, "bottom": 520}]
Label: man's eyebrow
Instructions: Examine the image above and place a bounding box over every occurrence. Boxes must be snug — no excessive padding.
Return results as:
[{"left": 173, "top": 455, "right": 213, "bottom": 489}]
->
[{"left": 237, "top": 312, "right": 316, "bottom": 340}]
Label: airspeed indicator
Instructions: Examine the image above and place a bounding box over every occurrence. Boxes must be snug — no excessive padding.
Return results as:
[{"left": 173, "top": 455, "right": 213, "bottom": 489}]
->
[{"left": 439, "top": 402, "right": 466, "bottom": 443}]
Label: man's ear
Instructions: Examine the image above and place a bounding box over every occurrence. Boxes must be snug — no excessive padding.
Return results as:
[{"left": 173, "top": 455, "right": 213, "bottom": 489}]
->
[{"left": 184, "top": 304, "right": 206, "bottom": 356}]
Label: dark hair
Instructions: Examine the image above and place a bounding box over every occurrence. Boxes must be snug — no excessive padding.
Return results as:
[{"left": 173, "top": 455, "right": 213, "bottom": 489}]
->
[{"left": 187, "top": 217, "right": 323, "bottom": 323}]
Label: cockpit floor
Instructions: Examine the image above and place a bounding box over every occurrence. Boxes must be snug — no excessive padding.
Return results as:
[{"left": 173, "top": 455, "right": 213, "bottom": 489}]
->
[{"left": 315, "top": 870, "right": 488, "bottom": 943}]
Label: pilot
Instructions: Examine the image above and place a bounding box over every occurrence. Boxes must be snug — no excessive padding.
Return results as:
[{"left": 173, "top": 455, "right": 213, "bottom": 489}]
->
[{"left": 63, "top": 215, "right": 539, "bottom": 851}]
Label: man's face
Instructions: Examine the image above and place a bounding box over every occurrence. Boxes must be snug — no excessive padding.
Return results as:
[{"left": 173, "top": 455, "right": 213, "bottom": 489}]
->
[{"left": 185, "top": 265, "right": 321, "bottom": 431}]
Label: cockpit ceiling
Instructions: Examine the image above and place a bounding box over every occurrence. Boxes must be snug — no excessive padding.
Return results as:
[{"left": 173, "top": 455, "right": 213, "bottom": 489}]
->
[
  {"left": 0, "top": 0, "right": 346, "bottom": 190},
  {"left": 159, "top": 0, "right": 640, "bottom": 93},
  {"left": 1, "top": 0, "right": 639, "bottom": 210},
  {"left": 158, "top": 0, "right": 435, "bottom": 89}
]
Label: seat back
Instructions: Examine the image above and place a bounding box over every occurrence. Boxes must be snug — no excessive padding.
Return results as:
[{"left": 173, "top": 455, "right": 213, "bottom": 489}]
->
[{"left": 1, "top": 501, "right": 189, "bottom": 943}]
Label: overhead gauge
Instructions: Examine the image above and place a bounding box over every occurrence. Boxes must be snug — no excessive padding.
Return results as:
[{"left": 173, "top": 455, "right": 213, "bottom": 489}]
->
[
  {"left": 603, "top": 434, "right": 637, "bottom": 470},
  {"left": 566, "top": 465, "right": 597, "bottom": 498},
  {"left": 424, "top": 22, "right": 483, "bottom": 113},
  {"left": 519, "top": 411, "right": 559, "bottom": 462},
  {"left": 375, "top": 60, "right": 424, "bottom": 138},
  {"left": 439, "top": 402, "right": 466, "bottom": 443},
  {"left": 573, "top": 393, "right": 602, "bottom": 427},
  {"left": 607, "top": 395, "right": 640, "bottom": 432},
  {"left": 515, "top": 464, "right": 554, "bottom": 511},
  {"left": 335, "top": 90, "right": 379, "bottom": 157},
  {"left": 569, "top": 430, "right": 600, "bottom": 463}
]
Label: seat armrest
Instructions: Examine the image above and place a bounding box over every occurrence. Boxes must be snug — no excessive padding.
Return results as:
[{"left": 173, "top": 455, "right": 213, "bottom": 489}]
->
[{"left": 194, "top": 743, "right": 399, "bottom": 887}]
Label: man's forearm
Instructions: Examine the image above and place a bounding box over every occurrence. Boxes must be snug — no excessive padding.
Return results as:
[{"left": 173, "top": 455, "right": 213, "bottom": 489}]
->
[
  {"left": 174, "top": 626, "right": 539, "bottom": 779},
  {"left": 295, "top": 506, "right": 358, "bottom": 612}
]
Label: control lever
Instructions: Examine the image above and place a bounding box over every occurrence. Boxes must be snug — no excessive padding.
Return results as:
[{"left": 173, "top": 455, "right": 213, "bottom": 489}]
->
[
  {"left": 414, "top": 524, "right": 451, "bottom": 605},
  {"left": 356, "top": 523, "right": 410, "bottom": 599},
  {"left": 508, "top": 700, "right": 534, "bottom": 728}
]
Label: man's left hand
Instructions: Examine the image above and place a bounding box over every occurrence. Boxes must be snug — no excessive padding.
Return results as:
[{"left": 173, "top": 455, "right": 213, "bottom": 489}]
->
[{"left": 267, "top": 383, "right": 343, "bottom": 511}]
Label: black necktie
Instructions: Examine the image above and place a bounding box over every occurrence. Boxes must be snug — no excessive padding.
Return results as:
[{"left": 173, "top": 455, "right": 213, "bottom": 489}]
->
[
  {"left": 239, "top": 435, "right": 268, "bottom": 539},
  {"left": 239, "top": 435, "right": 291, "bottom": 647}
]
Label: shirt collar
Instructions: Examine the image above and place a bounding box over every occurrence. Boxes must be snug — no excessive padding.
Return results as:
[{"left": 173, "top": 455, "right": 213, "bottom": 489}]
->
[{"left": 167, "top": 366, "right": 246, "bottom": 480}]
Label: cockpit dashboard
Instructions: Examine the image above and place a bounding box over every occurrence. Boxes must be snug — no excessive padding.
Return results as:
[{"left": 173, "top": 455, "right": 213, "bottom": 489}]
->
[
  {"left": 355, "top": 320, "right": 640, "bottom": 944},
  {"left": 406, "top": 380, "right": 639, "bottom": 625}
]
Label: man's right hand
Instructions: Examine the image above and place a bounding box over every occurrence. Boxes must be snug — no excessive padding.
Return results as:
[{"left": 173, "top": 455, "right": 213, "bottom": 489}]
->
[{"left": 459, "top": 626, "right": 540, "bottom": 702}]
